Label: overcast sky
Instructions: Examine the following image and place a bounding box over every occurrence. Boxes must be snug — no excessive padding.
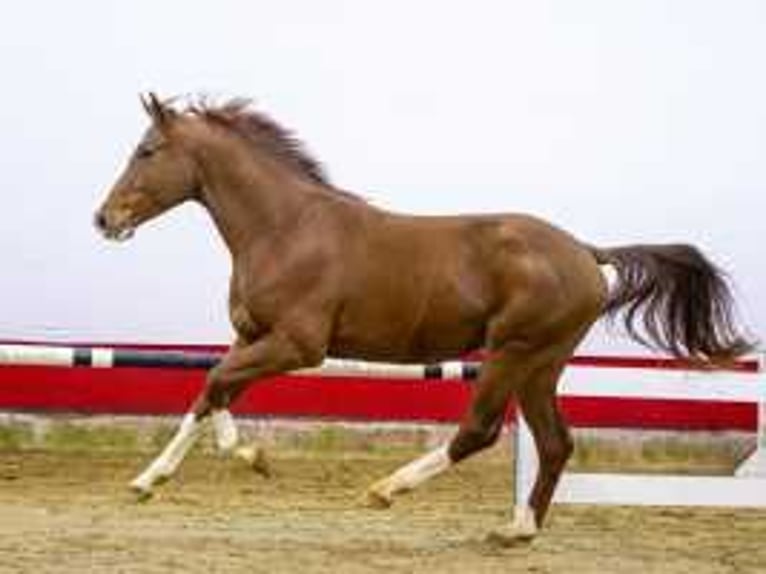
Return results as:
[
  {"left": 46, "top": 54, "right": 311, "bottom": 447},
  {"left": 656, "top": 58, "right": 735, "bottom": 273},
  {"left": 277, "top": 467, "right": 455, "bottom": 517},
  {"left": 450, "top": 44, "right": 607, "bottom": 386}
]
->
[{"left": 1, "top": 0, "right": 764, "bottom": 354}]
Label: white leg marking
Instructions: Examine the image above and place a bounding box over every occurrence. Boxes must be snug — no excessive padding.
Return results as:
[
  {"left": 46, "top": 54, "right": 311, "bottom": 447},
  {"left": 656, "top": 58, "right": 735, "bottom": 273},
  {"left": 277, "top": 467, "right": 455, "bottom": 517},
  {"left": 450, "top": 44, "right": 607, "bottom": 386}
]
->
[
  {"left": 130, "top": 413, "right": 203, "bottom": 494},
  {"left": 211, "top": 409, "right": 238, "bottom": 452},
  {"left": 234, "top": 445, "right": 259, "bottom": 465},
  {"left": 211, "top": 410, "right": 270, "bottom": 476},
  {"left": 487, "top": 505, "right": 538, "bottom": 546},
  {"left": 510, "top": 505, "right": 538, "bottom": 538},
  {"left": 367, "top": 444, "right": 452, "bottom": 505},
  {"left": 233, "top": 444, "right": 271, "bottom": 477}
]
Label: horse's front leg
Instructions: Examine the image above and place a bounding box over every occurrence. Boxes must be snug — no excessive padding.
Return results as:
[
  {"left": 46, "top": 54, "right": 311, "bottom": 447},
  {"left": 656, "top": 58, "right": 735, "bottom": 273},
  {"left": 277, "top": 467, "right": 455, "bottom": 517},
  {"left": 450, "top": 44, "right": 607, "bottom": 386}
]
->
[
  {"left": 129, "top": 329, "right": 326, "bottom": 498},
  {"left": 207, "top": 407, "right": 270, "bottom": 475},
  {"left": 181, "top": 339, "right": 264, "bottom": 474}
]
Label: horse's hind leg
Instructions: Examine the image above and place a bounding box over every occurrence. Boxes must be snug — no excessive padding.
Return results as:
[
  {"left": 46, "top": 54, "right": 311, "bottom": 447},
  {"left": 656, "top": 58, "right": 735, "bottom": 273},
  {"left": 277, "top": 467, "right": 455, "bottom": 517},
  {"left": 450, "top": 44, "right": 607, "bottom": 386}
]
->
[
  {"left": 364, "top": 356, "right": 519, "bottom": 508},
  {"left": 488, "top": 359, "right": 572, "bottom": 545}
]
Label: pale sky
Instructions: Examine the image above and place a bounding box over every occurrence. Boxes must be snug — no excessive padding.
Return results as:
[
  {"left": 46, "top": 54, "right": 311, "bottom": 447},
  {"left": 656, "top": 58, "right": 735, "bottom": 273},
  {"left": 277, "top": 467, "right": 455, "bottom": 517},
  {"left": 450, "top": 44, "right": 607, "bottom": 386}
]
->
[{"left": 1, "top": 0, "right": 764, "bottom": 353}]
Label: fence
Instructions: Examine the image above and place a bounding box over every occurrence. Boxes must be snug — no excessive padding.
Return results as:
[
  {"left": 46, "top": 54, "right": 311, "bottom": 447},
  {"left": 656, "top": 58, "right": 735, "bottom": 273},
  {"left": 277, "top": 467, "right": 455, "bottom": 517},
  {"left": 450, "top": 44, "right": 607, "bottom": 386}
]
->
[
  {"left": 0, "top": 341, "right": 756, "bottom": 430},
  {"left": 514, "top": 362, "right": 766, "bottom": 507},
  {"left": 0, "top": 342, "right": 764, "bottom": 508}
]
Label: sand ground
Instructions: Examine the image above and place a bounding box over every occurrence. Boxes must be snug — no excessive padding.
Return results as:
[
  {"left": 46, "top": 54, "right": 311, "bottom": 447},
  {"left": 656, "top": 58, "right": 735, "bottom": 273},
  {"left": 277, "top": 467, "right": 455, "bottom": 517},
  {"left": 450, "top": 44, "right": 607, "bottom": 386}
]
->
[{"left": 0, "top": 438, "right": 764, "bottom": 574}]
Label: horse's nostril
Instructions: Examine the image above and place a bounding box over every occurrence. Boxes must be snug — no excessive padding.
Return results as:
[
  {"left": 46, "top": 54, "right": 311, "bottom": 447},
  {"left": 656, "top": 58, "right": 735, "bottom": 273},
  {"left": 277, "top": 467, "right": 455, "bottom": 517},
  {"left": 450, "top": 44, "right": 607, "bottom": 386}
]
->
[{"left": 94, "top": 211, "right": 107, "bottom": 231}]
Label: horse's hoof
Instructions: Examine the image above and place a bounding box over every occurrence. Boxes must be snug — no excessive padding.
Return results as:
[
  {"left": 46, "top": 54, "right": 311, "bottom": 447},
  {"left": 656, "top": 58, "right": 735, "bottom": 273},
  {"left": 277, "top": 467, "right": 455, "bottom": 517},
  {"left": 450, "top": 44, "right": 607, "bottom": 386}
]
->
[
  {"left": 235, "top": 445, "right": 272, "bottom": 478},
  {"left": 154, "top": 474, "right": 171, "bottom": 486},
  {"left": 129, "top": 483, "right": 154, "bottom": 503},
  {"left": 485, "top": 505, "right": 538, "bottom": 547},
  {"left": 362, "top": 486, "right": 393, "bottom": 509},
  {"left": 485, "top": 510, "right": 537, "bottom": 548},
  {"left": 485, "top": 527, "right": 536, "bottom": 548}
]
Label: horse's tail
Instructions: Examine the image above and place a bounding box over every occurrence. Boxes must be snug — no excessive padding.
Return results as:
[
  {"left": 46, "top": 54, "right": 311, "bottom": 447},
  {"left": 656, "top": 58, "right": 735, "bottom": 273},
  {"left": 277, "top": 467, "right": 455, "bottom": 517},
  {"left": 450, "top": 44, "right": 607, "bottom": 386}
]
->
[{"left": 590, "top": 244, "right": 755, "bottom": 365}]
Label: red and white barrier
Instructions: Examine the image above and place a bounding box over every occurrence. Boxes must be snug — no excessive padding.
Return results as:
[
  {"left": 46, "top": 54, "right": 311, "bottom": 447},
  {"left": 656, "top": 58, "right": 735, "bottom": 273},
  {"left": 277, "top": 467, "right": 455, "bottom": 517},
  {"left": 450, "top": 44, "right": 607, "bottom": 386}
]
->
[
  {"left": 0, "top": 341, "right": 759, "bottom": 432},
  {"left": 514, "top": 360, "right": 766, "bottom": 507},
  {"left": 1, "top": 341, "right": 765, "bottom": 507}
]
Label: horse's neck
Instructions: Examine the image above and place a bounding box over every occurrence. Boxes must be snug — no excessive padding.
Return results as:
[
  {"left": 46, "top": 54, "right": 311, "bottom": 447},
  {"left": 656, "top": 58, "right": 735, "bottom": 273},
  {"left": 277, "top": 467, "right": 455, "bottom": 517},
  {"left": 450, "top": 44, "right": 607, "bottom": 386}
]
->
[{"left": 196, "top": 139, "right": 313, "bottom": 254}]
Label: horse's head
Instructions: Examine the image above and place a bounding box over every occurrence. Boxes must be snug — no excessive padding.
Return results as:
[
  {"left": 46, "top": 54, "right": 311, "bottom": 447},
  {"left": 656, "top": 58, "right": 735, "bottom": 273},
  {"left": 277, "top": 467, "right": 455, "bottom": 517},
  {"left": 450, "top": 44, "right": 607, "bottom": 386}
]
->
[{"left": 94, "top": 93, "right": 200, "bottom": 241}]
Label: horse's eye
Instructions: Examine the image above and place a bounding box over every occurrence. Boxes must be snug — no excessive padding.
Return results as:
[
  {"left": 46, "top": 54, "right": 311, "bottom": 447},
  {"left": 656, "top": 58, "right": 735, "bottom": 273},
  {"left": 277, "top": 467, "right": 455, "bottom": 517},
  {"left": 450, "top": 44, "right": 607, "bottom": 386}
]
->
[{"left": 135, "top": 146, "right": 157, "bottom": 160}]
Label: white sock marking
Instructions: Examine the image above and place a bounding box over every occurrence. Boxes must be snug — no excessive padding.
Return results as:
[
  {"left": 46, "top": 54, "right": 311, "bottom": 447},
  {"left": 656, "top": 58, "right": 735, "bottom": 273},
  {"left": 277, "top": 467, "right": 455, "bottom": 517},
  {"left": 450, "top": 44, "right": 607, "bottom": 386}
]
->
[
  {"left": 510, "top": 505, "right": 538, "bottom": 538},
  {"left": 130, "top": 413, "right": 202, "bottom": 492},
  {"left": 211, "top": 409, "right": 238, "bottom": 452},
  {"left": 376, "top": 444, "right": 452, "bottom": 499}
]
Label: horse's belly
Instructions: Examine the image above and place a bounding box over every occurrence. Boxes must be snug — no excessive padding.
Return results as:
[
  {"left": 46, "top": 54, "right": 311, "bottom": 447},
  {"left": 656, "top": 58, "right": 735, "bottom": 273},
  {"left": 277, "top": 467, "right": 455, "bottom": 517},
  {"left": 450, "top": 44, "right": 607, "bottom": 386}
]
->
[
  {"left": 328, "top": 305, "right": 487, "bottom": 364},
  {"left": 328, "top": 338, "right": 479, "bottom": 364}
]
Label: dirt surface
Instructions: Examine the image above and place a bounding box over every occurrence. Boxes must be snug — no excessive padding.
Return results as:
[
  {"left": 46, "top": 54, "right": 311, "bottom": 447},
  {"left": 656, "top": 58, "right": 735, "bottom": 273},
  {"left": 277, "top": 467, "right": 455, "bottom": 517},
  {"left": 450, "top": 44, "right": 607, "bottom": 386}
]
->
[{"left": 0, "top": 447, "right": 765, "bottom": 574}]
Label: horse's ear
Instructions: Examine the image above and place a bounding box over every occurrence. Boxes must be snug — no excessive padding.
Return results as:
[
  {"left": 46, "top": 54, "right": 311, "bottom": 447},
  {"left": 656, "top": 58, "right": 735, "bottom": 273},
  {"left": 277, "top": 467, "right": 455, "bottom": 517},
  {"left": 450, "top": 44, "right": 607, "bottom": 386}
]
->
[{"left": 139, "top": 92, "right": 175, "bottom": 128}]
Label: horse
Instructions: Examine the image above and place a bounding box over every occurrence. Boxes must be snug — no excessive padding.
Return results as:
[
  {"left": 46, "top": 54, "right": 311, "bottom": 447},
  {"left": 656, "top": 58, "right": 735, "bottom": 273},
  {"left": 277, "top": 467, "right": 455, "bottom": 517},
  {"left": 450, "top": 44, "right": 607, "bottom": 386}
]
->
[{"left": 94, "top": 93, "right": 753, "bottom": 545}]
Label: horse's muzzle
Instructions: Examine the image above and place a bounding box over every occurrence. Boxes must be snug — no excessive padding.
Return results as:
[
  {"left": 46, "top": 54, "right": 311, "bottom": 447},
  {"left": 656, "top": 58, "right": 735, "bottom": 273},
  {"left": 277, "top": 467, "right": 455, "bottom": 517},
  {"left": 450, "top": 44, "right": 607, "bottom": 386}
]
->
[{"left": 94, "top": 210, "right": 135, "bottom": 242}]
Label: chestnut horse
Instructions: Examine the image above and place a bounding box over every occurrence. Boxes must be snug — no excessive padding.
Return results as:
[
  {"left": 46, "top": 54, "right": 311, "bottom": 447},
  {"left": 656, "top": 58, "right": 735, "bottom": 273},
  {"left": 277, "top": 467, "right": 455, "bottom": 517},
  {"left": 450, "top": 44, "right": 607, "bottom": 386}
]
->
[{"left": 95, "top": 94, "right": 752, "bottom": 544}]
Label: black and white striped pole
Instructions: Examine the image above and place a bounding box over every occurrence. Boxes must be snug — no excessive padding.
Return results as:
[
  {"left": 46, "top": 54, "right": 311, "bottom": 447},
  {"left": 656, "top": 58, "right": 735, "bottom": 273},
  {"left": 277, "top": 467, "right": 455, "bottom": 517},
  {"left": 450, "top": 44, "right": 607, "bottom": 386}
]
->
[{"left": 0, "top": 343, "right": 481, "bottom": 381}]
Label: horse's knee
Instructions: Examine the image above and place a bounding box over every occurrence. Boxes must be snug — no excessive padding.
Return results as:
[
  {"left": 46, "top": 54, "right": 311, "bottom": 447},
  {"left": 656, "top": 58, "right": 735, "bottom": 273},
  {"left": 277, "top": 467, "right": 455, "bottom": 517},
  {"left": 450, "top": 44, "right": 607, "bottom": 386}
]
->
[
  {"left": 197, "top": 372, "right": 237, "bottom": 413},
  {"left": 448, "top": 419, "right": 503, "bottom": 462},
  {"left": 207, "top": 362, "right": 235, "bottom": 388}
]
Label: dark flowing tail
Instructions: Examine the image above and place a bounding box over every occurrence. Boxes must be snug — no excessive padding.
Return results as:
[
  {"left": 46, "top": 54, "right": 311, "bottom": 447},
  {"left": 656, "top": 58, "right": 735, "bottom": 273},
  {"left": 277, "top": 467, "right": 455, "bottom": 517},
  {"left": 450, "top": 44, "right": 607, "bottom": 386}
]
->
[{"left": 591, "top": 244, "right": 755, "bottom": 365}]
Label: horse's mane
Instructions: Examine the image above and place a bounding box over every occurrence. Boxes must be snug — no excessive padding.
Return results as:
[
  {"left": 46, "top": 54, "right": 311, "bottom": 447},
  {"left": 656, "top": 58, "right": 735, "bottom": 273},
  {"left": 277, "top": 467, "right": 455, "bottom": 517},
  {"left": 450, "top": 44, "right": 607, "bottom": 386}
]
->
[{"left": 188, "top": 98, "right": 332, "bottom": 187}]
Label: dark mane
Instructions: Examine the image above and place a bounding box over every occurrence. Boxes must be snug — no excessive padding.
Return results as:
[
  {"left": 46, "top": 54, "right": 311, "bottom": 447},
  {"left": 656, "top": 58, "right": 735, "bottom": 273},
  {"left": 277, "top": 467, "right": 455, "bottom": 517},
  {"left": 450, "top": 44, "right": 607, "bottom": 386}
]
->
[{"left": 189, "top": 98, "right": 331, "bottom": 187}]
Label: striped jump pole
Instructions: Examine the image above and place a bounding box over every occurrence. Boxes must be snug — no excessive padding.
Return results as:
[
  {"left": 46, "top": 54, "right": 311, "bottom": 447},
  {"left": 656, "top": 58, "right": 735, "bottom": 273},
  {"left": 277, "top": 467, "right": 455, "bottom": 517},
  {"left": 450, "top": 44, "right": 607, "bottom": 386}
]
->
[{"left": 0, "top": 343, "right": 482, "bottom": 381}]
